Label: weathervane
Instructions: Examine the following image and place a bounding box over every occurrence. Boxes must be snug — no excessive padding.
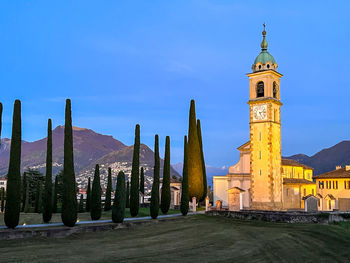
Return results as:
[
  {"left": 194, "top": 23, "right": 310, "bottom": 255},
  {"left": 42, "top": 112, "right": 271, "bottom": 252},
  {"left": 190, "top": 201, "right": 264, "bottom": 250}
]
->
[{"left": 263, "top": 22, "right": 266, "bottom": 31}]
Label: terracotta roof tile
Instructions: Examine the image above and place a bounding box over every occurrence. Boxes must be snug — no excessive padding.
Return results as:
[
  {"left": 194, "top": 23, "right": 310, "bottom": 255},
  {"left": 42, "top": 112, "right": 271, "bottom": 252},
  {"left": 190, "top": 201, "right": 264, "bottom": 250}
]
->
[
  {"left": 283, "top": 178, "right": 315, "bottom": 185},
  {"left": 314, "top": 168, "right": 350, "bottom": 179},
  {"left": 282, "top": 159, "right": 314, "bottom": 170}
]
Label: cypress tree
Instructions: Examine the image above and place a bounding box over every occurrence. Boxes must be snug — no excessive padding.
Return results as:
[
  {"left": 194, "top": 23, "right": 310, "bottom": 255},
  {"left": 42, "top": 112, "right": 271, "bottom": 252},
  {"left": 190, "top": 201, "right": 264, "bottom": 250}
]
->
[
  {"left": 140, "top": 167, "right": 144, "bottom": 205},
  {"left": 90, "top": 164, "right": 102, "bottom": 220},
  {"left": 4, "top": 100, "right": 22, "bottom": 228},
  {"left": 61, "top": 99, "right": 77, "bottom": 227},
  {"left": 104, "top": 167, "right": 112, "bottom": 211},
  {"left": 126, "top": 181, "right": 130, "bottom": 208},
  {"left": 0, "top": 102, "right": 2, "bottom": 145},
  {"left": 187, "top": 100, "right": 204, "bottom": 201},
  {"left": 112, "top": 171, "right": 126, "bottom": 223},
  {"left": 21, "top": 173, "right": 27, "bottom": 212},
  {"left": 52, "top": 176, "right": 58, "bottom": 213},
  {"left": 150, "top": 134, "right": 160, "bottom": 219},
  {"left": 86, "top": 177, "right": 91, "bottom": 212},
  {"left": 130, "top": 124, "right": 140, "bottom": 217},
  {"left": 181, "top": 136, "right": 189, "bottom": 216},
  {"left": 160, "top": 136, "right": 171, "bottom": 214},
  {"left": 35, "top": 180, "right": 41, "bottom": 213},
  {"left": 0, "top": 188, "right": 5, "bottom": 213},
  {"left": 197, "top": 119, "right": 207, "bottom": 202},
  {"left": 24, "top": 180, "right": 30, "bottom": 213},
  {"left": 38, "top": 184, "right": 43, "bottom": 213},
  {"left": 78, "top": 194, "right": 84, "bottom": 213},
  {"left": 43, "top": 119, "right": 53, "bottom": 222}
]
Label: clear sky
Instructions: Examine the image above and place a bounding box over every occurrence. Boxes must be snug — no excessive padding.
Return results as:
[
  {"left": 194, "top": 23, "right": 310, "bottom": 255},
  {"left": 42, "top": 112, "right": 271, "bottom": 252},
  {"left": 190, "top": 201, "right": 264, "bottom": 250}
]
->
[{"left": 1, "top": 1, "right": 350, "bottom": 167}]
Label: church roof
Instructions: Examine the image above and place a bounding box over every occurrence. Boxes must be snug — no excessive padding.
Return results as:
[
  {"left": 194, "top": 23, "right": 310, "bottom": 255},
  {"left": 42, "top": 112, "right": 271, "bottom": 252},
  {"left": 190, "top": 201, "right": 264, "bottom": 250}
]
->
[
  {"left": 282, "top": 159, "right": 314, "bottom": 170},
  {"left": 253, "top": 27, "right": 276, "bottom": 66},
  {"left": 283, "top": 178, "right": 315, "bottom": 185},
  {"left": 314, "top": 167, "right": 350, "bottom": 179}
]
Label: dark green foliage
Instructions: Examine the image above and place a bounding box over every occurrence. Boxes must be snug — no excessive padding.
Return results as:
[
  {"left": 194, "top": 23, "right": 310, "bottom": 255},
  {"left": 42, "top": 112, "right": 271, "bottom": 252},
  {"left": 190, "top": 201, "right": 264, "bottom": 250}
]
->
[
  {"left": 61, "top": 99, "right": 78, "bottom": 227},
  {"left": 150, "top": 134, "right": 160, "bottom": 219},
  {"left": 0, "top": 102, "right": 2, "bottom": 144},
  {"left": 140, "top": 167, "right": 144, "bottom": 204},
  {"left": 160, "top": 136, "right": 171, "bottom": 214},
  {"left": 21, "top": 173, "right": 27, "bottom": 212},
  {"left": 126, "top": 181, "right": 130, "bottom": 208},
  {"left": 197, "top": 119, "right": 207, "bottom": 202},
  {"left": 5, "top": 100, "right": 22, "bottom": 228},
  {"left": 79, "top": 194, "right": 84, "bottom": 213},
  {"left": 90, "top": 164, "right": 102, "bottom": 220},
  {"left": 187, "top": 100, "right": 204, "bottom": 200},
  {"left": 86, "top": 177, "right": 91, "bottom": 212},
  {"left": 112, "top": 171, "right": 126, "bottom": 223},
  {"left": 43, "top": 119, "right": 53, "bottom": 222},
  {"left": 35, "top": 180, "right": 43, "bottom": 213},
  {"left": 52, "top": 176, "right": 58, "bottom": 213},
  {"left": 130, "top": 124, "right": 140, "bottom": 217},
  {"left": 181, "top": 136, "right": 189, "bottom": 216},
  {"left": 104, "top": 167, "right": 112, "bottom": 211},
  {"left": 0, "top": 188, "right": 5, "bottom": 213}
]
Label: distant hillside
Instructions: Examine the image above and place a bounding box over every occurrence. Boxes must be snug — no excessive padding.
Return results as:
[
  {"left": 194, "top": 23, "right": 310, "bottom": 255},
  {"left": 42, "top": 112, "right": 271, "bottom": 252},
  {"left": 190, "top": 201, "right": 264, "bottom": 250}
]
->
[{"left": 285, "top": 140, "right": 350, "bottom": 175}]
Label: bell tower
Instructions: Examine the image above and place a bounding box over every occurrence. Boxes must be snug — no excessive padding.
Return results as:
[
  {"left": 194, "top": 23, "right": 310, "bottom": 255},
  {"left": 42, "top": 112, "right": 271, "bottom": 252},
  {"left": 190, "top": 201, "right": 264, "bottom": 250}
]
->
[{"left": 248, "top": 26, "right": 283, "bottom": 210}]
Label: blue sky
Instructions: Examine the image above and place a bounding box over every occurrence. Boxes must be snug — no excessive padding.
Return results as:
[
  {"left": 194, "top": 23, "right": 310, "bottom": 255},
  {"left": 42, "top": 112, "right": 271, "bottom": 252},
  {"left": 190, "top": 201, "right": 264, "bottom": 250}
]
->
[{"left": 1, "top": 1, "right": 350, "bottom": 167}]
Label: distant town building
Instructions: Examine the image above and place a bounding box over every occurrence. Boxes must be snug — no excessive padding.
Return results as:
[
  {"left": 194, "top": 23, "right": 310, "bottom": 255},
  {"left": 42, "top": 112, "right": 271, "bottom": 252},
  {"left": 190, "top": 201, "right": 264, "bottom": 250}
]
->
[{"left": 0, "top": 178, "right": 7, "bottom": 191}]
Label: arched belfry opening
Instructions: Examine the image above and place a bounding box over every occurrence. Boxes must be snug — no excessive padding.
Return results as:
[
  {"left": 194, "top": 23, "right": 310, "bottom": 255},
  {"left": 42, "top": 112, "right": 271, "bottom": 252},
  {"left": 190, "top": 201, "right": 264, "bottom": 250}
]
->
[
  {"left": 273, "top": 82, "right": 278, "bottom": 98},
  {"left": 256, "top": 81, "right": 264, "bottom": 98}
]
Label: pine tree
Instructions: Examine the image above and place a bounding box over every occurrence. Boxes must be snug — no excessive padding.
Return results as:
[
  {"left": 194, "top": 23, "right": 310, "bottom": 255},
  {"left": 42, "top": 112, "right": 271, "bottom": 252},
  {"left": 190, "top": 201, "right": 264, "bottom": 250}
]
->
[
  {"left": 130, "top": 124, "right": 140, "bottom": 217},
  {"left": 90, "top": 164, "right": 102, "bottom": 220},
  {"left": 4, "top": 100, "right": 22, "bottom": 228},
  {"left": 86, "top": 177, "right": 91, "bottom": 212},
  {"left": 160, "top": 136, "right": 171, "bottom": 214},
  {"left": 104, "top": 167, "right": 112, "bottom": 211},
  {"left": 181, "top": 136, "right": 189, "bottom": 216},
  {"left": 197, "top": 119, "right": 207, "bottom": 202},
  {"left": 112, "top": 171, "right": 126, "bottom": 223},
  {"left": 79, "top": 194, "right": 84, "bottom": 213},
  {"left": 21, "top": 173, "right": 27, "bottom": 212},
  {"left": 150, "top": 134, "right": 160, "bottom": 219},
  {"left": 61, "top": 99, "right": 78, "bottom": 227},
  {"left": 126, "top": 181, "right": 130, "bottom": 208},
  {"left": 140, "top": 167, "right": 145, "bottom": 205},
  {"left": 52, "top": 176, "right": 58, "bottom": 213},
  {"left": 43, "top": 119, "right": 53, "bottom": 222},
  {"left": 187, "top": 100, "right": 204, "bottom": 201}
]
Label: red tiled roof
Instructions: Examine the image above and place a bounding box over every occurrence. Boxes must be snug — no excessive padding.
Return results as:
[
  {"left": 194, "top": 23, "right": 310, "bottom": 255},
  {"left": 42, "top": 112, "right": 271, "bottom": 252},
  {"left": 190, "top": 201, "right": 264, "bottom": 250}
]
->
[
  {"left": 283, "top": 178, "right": 315, "bottom": 185},
  {"left": 282, "top": 159, "right": 314, "bottom": 170},
  {"left": 314, "top": 168, "right": 350, "bottom": 179}
]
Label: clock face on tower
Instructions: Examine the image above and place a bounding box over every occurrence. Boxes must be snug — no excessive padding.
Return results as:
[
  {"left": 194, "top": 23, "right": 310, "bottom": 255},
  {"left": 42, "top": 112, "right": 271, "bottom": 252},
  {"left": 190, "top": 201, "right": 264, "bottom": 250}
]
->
[{"left": 253, "top": 104, "right": 267, "bottom": 121}]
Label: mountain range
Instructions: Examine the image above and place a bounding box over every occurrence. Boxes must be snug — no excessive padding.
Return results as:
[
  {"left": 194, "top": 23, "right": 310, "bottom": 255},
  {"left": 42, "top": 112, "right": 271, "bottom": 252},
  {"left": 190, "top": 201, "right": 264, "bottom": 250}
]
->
[{"left": 0, "top": 126, "right": 180, "bottom": 192}]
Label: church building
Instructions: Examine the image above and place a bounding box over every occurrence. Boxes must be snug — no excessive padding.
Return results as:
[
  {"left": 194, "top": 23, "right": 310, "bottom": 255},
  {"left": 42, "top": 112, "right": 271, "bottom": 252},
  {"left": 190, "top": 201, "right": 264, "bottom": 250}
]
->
[{"left": 213, "top": 27, "right": 316, "bottom": 211}]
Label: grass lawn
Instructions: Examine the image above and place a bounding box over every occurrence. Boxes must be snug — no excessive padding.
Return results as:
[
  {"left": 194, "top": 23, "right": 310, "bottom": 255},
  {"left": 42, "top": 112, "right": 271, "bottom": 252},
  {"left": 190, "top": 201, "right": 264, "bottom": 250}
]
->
[
  {"left": 1, "top": 215, "right": 350, "bottom": 262},
  {"left": 0, "top": 207, "right": 180, "bottom": 226}
]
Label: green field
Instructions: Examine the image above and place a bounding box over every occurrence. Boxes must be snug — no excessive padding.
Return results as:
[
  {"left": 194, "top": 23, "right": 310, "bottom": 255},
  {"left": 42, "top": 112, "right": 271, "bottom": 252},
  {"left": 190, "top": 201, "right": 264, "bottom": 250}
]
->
[
  {"left": 1, "top": 215, "right": 350, "bottom": 262},
  {"left": 0, "top": 207, "right": 180, "bottom": 226}
]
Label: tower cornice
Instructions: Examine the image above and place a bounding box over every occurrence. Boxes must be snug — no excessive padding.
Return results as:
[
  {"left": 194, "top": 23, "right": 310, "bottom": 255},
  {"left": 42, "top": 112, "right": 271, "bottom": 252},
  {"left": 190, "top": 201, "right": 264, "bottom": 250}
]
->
[{"left": 247, "top": 69, "right": 283, "bottom": 78}]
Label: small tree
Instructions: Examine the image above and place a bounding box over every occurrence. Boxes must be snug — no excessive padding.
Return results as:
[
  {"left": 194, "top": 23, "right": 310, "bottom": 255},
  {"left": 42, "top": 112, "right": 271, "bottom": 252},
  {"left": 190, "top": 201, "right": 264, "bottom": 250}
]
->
[
  {"left": 21, "top": 173, "right": 27, "bottom": 212},
  {"left": 78, "top": 194, "right": 84, "bottom": 213},
  {"left": 24, "top": 180, "right": 30, "bottom": 213},
  {"left": 61, "top": 99, "right": 78, "bottom": 227},
  {"left": 43, "top": 119, "right": 53, "bottom": 223},
  {"left": 150, "top": 134, "right": 160, "bottom": 219},
  {"left": 86, "top": 177, "right": 91, "bottom": 212},
  {"left": 140, "top": 167, "right": 145, "bottom": 205},
  {"left": 90, "top": 164, "right": 102, "bottom": 220},
  {"left": 161, "top": 136, "right": 171, "bottom": 214},
  {"left": 130, "top": 124, "right": 140, "bottom": 217},
  {"left": 34, "top": 180, "right": 42, "bottom": 213},
  {"left": 181, "top": 136, "right": 189, "bottom": 216},
  {"left": 126, "top": 181, "right": 130, "bottom": 208},
  {"left": 0, "top": 188, "right": 5, "bottom": 213},
  {"left": 52, "top": 176, "right": 58, "bottom": 213},
  {"left": 5, "top": 100, "right": 22, "bottom": 228},
  {"left": 104, "top": 167, "right": 112, "bottom": 211},
  {"left": 112, "top": 171, "right": 126, "bottom": 223}
]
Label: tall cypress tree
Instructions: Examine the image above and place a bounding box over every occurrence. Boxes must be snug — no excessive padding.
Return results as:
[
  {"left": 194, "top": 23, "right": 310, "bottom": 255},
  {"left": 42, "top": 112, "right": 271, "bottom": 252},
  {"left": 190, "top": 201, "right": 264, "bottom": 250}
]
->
[
  {"left": 140, "top": 167, "right": 144, "bottom": 205},
  {"left": 112, "top": 171, "right": 126, "bottom": 223},
  {"left": 61, "top": 99, "right": 77, "bottom": 227},
  {"left": 130, "top": 124, "right": 140, "bottom": 217},
  {"left": 21, "top": 173, "right": 27, "bottom": 212},
  {"left": 197, "top": 119, "right": 207, "bottom": 202},
  {"left": 78, "top": 194, "right": 84, "bottom": 213},
  {"left": 43, "top": 119, "right": 53, "bottom": 222},
  {"left": 52, "top": 176, "right": 58, "bottom": 213},
  {"left": 150, "top": 134, "right": 160, "bottom": 219},
  {"left": 4, "top": 100, "right": 22, "bottom": 228},
  {"left": 90, "top": 164, "right": 102, "bottom": 220},
  {"left": 86, "top": 177, "right": 91, "bottom": 212},
  {"left": 104, "top": 167, "right": 112, "bottom": 211},
  {"left": 160, "top": 136, "right": 171, "bottom": 214},
  {"left": 181, "top": 136, "right": 189, "bottom": 216},
  {"left": 187, "top": 100, "right": 204, "bottom": 201},
  {"left": 126, "top": 181, "right": 130, "bottom": 208}
]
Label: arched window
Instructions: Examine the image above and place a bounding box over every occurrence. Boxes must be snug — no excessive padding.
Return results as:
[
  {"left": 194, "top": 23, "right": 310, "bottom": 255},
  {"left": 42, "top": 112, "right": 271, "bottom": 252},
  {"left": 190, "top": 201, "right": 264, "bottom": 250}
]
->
[
  {"left": 273, "top": 82, "right": 278, "bottom": 98},
  {"left": 256, "top": 81, "right": 264, "bottom": 98}
]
